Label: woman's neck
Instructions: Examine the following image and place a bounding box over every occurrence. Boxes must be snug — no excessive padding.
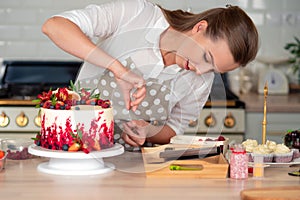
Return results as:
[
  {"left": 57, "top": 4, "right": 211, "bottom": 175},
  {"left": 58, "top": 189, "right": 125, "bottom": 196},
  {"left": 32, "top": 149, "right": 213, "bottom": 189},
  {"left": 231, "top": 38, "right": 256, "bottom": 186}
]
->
[
  {"left": 159, "top": 27, "right": 190, "bottom": 66},
  {"left": 161, "top": 49, "right": 176, "bottom": 66}
]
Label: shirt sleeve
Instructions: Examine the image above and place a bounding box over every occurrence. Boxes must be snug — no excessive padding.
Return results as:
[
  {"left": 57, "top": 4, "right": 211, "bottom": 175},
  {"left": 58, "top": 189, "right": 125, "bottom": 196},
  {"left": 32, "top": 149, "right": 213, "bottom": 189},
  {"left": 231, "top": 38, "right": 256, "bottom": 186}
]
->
[
  {"left": 166, "top": 71, "right": 214, "bottom": 135},
  {"left": 54, "top": 0, "right": 147, "bottom": 39}
]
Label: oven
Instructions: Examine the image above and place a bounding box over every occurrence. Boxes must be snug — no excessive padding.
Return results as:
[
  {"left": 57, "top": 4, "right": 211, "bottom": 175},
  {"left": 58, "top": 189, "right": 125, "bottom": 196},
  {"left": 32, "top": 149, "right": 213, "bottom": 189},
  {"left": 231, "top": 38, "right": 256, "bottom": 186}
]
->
[
  {"left": 0, "top": 60, "right": 82, "bottom": 139},
  {"left": 184, "top": 73, "right": 246, "bottom": 144}
]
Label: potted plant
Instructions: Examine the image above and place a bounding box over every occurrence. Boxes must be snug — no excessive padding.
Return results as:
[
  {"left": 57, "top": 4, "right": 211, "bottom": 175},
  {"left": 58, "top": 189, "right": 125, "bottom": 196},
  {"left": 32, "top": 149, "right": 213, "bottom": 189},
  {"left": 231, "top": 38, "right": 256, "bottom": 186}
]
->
[{"left": 284, "top": 36, "right": 300, "bottom": 86}]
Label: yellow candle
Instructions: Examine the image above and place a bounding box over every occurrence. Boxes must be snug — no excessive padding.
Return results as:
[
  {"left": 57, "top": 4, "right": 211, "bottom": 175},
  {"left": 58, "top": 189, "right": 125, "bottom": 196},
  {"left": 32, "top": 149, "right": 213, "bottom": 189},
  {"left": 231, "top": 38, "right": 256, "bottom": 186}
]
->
[{"left": 262, "top": 82, "right": 268, "bottom": 144}]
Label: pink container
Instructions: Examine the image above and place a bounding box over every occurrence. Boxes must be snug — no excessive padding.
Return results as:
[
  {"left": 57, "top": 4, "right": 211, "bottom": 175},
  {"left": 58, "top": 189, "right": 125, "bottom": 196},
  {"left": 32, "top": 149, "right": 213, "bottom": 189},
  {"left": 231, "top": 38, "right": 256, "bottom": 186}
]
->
[{"left": 230, "top": 145, "right": 248, "bottom": 179}]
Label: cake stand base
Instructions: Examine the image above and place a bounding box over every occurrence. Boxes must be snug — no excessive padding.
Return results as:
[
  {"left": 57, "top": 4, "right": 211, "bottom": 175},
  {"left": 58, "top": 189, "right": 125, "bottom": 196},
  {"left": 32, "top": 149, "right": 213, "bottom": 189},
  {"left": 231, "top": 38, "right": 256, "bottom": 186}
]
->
[
  {"left": 37, "top": 160, "right": 115, "bottom": 176},
  {"left": 29, "top": 143, "right": 124, "bottom": 176}
]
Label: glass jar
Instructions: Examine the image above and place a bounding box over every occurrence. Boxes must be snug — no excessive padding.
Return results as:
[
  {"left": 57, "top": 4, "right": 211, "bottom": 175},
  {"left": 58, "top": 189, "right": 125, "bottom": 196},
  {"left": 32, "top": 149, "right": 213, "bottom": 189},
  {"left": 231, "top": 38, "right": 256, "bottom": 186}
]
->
[{"left": 230, "top": 144, "right": 248, "bottom": 179}]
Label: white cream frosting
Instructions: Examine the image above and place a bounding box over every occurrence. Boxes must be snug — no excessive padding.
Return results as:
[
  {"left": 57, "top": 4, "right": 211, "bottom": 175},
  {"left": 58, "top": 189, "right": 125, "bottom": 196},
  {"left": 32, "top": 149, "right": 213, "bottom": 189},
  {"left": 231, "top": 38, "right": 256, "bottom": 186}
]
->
[
  {"left": 252, "top": 144, "right": 273, "bottom": 154},
  {"left": 41, "top": 105, "right": 114, "bottom": 139},
  {"left": 266, "top": 140, "right": 277, "bottom": 151},
  {"left": 242, "top": 139, "right": 291, "bottom": 155},
  {"left": 274, "top": 144, "right": 291, "bottom": 154},
  {"left": 242, "top": 139, "right": 258, "bottom": 152}
]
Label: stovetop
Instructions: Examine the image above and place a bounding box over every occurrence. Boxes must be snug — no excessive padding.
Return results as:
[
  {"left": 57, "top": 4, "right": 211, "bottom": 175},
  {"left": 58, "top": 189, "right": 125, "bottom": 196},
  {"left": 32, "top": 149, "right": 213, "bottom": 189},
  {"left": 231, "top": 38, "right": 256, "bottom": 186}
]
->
[{"left": 0, "top": 99, "right": 36, "bottom": 106}]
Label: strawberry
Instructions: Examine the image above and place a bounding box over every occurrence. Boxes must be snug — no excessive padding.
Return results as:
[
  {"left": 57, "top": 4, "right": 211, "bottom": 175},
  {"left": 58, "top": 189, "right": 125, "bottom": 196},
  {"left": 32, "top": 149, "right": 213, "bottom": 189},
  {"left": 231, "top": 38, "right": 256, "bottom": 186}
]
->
[
  {"left": 101, "top": 100, "right": 111, "bottom": 108},
  {"left": 43, "top": 100, "right": 52, "bottom": 108},
  {"left": 97, "top": 99, "right": 104, "bottom": 106},
  {"left": 37, "top": 90, "right": 53, "bottom": 101},
  {"left": 56, "top": 101, "right": 65, "bottom": 106},
  {"left": 54, "top": 101, "right": 65, "bottom": 110},
  {"left": 0, "top": 150, "right": 5, "bottom": 159},
  {"left": 81, "top": 143, "right": 92, "bottom": 154},
  {"left": 68, "top": 143, "right": 81, "bottom": 152}
]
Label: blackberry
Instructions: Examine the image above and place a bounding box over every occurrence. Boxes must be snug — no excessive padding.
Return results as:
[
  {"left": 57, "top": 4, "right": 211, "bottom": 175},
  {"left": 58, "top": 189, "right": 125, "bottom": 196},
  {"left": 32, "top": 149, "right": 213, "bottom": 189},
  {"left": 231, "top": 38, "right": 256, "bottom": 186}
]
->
[
  {"left": 62, "top": 144, "right": 69, "bottom": 151},
  {"left": 75, "top": 106, "right": 80, "bottom": 110},
  {"left": 36, "top": 140, "right": 41, "bottom": 146}
]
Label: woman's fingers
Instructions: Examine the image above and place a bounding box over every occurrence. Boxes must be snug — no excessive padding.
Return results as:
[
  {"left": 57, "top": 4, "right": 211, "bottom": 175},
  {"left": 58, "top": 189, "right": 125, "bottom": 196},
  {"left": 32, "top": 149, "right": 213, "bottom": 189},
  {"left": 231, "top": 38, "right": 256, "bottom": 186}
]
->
[
  {"left": 122, "top": 122, "right": 146, "bottom": 146},
  {"left": 130, "top": 86, "right": 146, "bottom": 111},
  {"left": 121, "top": 132, "right": 140, "bottom": 147},
  {"left": 122, "top": 90, "right": 131, "bottom": 110},
  {"left": 116, "top": 70, "right": 146, "bottom": 111}
]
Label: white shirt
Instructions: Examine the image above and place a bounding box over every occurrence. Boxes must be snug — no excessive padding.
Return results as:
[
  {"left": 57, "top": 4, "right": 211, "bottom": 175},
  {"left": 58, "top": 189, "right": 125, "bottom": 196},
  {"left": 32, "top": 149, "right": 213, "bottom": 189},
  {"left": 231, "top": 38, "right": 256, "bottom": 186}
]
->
[{"left": 56, "top": 0, "right": 214, "bottom": 135}]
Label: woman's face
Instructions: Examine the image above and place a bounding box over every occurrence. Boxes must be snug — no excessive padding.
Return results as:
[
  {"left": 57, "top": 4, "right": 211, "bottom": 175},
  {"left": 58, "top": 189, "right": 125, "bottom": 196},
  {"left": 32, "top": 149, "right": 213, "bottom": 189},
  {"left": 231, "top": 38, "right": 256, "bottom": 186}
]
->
[{"left": 176, "top": 31, "right": 239, "bottom": 75}]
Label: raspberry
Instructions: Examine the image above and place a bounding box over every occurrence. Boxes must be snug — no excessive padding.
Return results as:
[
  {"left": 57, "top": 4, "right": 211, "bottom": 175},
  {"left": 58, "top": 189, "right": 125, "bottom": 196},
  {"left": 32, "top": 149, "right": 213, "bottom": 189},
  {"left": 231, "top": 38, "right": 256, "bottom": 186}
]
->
[{"left": 217, "top": 136, "right": 226, "bottom": 141}]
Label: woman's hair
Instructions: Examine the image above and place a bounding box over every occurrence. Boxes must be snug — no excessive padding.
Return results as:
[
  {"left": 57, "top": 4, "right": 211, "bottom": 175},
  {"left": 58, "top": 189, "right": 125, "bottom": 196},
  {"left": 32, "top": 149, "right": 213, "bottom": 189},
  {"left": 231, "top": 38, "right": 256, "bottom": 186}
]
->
[{"left": 159, "top": 5, "right": 259, "bottom": 67}]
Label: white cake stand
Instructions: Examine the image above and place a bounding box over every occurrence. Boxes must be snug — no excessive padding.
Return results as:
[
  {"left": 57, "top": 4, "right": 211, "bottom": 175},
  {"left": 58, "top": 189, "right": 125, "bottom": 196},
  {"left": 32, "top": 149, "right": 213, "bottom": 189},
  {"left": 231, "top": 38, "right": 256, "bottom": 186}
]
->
[{"left": 28, "top": 143, "right": 124, "bottom": 176}]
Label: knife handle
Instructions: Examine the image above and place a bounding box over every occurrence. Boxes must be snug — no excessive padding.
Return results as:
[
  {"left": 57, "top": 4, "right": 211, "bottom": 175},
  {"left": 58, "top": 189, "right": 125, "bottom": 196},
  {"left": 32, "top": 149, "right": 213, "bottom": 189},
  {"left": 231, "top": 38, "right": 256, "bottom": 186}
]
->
[{"left": 169, "top": 164, "right": 203, "bottom": 171}]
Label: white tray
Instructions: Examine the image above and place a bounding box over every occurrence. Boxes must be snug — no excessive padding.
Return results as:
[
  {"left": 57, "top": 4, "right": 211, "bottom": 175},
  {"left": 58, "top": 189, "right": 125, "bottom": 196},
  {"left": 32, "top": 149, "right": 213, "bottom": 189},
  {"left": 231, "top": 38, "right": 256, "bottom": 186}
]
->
[
  {"left": 170, "top": 135, "right": 229, "bottom": 154},
  {"left": 170, "top": 135, "right": 229, "bottom": 146},
  {"left": 249, "top": 157, "right": 300, "bottom": 168}
]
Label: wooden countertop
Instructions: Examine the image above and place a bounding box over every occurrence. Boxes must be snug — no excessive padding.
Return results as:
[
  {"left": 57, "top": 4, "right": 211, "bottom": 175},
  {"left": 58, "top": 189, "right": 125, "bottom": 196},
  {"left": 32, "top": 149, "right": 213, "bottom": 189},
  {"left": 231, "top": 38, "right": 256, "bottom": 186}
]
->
[
  {"left": 1, "top": 152, "right": 300, "bottom": 200},
  {"left": 239, "top": 93, "right": 300, "bottom": 113}
]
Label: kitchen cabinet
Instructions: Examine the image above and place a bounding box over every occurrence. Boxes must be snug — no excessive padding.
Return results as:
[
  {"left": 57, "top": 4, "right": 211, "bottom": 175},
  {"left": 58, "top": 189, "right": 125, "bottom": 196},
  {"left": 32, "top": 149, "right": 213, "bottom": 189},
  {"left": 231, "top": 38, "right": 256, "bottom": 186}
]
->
[
  {"left": 245, "top": 112, "right": 300, "bottom": 143},
  {"left": 239, "top": 92, "right": 300, "bottom": 143}
]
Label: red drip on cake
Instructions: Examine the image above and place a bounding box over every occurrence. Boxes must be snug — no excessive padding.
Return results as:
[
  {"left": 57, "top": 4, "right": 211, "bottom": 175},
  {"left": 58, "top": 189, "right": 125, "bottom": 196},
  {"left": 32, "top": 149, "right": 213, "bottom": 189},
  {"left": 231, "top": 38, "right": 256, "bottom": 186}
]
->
[
  {"left": 32, "top": 82, "right": 114, "bottom": 153},
  {"left": 39, "top": 114, "right": 74, "bottom": 150},
  {"left": 39, "top": 113, "right": 114, "bottom": 152}
]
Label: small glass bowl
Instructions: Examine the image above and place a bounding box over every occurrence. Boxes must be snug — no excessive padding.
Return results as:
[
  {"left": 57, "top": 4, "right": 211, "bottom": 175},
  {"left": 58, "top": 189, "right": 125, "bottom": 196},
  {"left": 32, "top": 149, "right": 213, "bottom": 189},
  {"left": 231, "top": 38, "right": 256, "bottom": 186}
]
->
[{"left": 0, "top": 138, "right": 35, "bottom": 160}]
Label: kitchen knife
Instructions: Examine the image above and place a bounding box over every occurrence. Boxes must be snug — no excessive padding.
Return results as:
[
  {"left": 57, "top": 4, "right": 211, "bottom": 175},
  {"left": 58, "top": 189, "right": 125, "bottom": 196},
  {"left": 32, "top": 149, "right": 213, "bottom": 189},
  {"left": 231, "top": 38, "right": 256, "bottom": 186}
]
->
[{"left": 159, "top": 146, "right": 221, "bottom": 160}]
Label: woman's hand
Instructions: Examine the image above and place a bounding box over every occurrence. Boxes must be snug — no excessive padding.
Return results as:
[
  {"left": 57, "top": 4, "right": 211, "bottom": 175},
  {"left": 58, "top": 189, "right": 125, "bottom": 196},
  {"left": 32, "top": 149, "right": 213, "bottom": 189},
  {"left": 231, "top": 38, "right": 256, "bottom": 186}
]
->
[
  {"left": 42, "top": 17, "right": 146, "bottom": 111},
  {"left": 121, "top": 120, "right": 151, "bottom": 147},
  {"left": 121, "top": 120, "right": 176, "bottom": 147},
  {"left": 114, "top": 69, "right": 146, "bottom": 111}
]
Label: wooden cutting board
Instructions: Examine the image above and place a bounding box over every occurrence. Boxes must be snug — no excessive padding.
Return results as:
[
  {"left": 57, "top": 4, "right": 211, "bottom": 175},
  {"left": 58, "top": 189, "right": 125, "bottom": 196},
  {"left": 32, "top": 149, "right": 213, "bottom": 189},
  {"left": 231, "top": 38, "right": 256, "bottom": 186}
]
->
[{"left": 241, "top": 186, "right": 300, "bottom": 200}]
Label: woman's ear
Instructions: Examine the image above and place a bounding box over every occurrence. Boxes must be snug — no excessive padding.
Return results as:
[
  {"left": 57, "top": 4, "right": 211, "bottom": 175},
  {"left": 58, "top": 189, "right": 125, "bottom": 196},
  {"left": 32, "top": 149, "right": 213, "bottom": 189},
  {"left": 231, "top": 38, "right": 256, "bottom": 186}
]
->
[{"left": 192, "top": 20, "right": 208, "bottom": 34}]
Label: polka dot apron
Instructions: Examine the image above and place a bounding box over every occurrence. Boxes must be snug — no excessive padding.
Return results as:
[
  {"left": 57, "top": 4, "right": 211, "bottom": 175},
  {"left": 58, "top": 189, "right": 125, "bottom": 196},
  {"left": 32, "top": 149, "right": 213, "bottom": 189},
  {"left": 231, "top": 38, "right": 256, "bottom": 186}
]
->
[{"left": 78, "top": 57, "right": 172, "bottom": 151}]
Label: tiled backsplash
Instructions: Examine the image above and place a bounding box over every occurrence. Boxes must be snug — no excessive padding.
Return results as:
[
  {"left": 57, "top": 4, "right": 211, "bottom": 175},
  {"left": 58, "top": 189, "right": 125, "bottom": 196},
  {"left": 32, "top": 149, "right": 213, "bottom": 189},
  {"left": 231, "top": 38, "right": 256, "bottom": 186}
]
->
[{"left": 0, "top": 0, "right": 299, "bottom": 62}]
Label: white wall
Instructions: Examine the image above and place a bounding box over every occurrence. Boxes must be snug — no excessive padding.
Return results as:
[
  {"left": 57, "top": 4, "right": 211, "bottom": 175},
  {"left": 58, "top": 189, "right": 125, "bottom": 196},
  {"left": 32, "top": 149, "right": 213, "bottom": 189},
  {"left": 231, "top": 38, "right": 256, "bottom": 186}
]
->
[{"left": 0, "top": 0, "right": 299, "bottom": 62}]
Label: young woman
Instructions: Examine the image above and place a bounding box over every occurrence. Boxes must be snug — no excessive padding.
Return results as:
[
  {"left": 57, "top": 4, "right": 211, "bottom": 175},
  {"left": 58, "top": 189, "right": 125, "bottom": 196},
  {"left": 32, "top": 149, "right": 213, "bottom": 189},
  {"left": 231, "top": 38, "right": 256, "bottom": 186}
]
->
[{"left": 42, "top": 0, "right": 258, "bottom": 149}]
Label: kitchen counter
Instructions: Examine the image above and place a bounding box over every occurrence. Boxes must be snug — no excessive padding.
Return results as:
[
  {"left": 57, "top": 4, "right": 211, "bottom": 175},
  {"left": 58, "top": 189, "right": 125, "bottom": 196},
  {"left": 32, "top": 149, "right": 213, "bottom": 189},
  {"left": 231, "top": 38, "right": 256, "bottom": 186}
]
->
[
  {"left": 239, "top": 92, "right": 300, "bottom": 113},
  {"left": 1, "top": 152, "right": 300, "bottom": 200}
]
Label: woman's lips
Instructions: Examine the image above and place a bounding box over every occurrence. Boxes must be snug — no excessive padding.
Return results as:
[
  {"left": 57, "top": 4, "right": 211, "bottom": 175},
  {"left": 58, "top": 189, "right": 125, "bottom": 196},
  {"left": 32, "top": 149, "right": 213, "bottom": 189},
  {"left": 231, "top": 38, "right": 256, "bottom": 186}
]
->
[{"left": 185, "top": 59, "right": 190, "bottom": 70}]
